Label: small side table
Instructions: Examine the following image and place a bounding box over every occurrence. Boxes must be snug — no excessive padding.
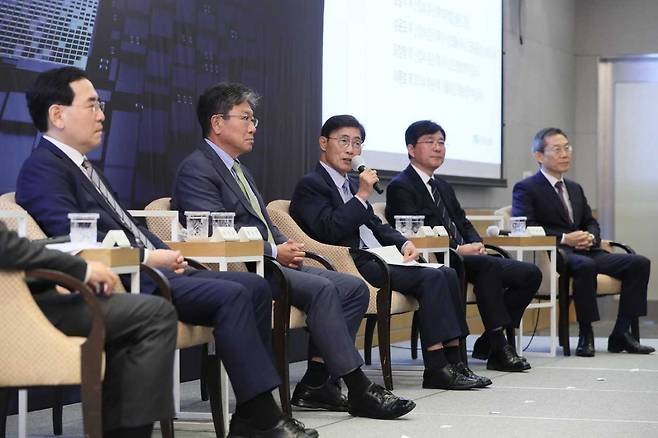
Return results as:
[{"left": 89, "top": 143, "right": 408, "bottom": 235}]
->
[
  {"left": 79, "top": 247, "right": 141, "bottom": 293},
  {"left": 167, "top": 240, "right": 265, "bottom": 276},
  {"left": 408, "top": 236, "right": 451, "bottom": 267}
]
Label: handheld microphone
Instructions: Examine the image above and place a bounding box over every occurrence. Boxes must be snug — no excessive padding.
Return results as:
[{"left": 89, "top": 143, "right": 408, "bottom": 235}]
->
[{"left": 352, "top": 155, "right": 384, "bottom": 194}]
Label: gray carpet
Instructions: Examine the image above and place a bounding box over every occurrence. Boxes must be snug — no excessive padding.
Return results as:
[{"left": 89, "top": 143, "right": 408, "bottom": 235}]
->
[{"left": 6, "top": 331, "right": 658, "bottom": 438}]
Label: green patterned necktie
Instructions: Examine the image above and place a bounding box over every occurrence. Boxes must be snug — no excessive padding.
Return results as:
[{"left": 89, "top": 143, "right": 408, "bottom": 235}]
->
[{"left": 232, "top": 161, "right": 274, "bottom": 243}]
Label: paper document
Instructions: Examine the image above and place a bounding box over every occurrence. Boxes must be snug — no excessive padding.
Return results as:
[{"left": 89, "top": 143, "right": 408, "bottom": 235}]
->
[
  {"left": 366, "top": 245, "right": 443, "bottom": 268},
  {"left": 46, "top": 241, "right": 101, "bottom": 255}
]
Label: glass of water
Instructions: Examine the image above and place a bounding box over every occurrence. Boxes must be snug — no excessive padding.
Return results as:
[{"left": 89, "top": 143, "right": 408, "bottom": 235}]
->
[
  {"left": 394, "top": 215, "right": 413, "bottom": 237},
  {"left": 510, "top": 216, "right": 527, "bottom": 236},
  {"left": 410, "top": 215, "right": 425, "bottom": 236},
  {"left": 68, "top": 213, "right": 100, "bottom": 244},
  {"left": 184, "top": 211, "right": 210, "bottom": 240}
]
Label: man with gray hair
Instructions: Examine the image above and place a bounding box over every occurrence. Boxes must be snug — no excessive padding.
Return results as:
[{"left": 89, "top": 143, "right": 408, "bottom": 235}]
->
[
  {"left": 512, "top": 127, "right": 653, "bottom": 357},
  {"left": 172, "top": 83, "right": 416, "bottom": 429}
]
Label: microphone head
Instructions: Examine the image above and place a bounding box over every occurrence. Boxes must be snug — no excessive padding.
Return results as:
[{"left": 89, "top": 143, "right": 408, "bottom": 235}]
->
[{"left": 351, "top": 155, "right": 366, "bottom": 172}]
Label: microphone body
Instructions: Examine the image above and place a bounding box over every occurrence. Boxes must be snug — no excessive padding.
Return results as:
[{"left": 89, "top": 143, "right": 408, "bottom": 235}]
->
[{"left": 351, "top": 156, "right": 384, "bottom": 194}]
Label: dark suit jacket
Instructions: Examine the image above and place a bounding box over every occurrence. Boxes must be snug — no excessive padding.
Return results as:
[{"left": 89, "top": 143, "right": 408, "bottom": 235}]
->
[
  {"left": 512, "top": 170, "right": 601, "bottom": 247},
  {"left": 171, "top": 141, "right": 287, "bottom": 257},
  {"left": 0, "top": 221, "right": 87, "bottom": 284},
  {"left": 16, "top": 138, "right": 167, "bottom": 255},
  {"left": 386, "top": 165, "right": 481, "bottom": 248},
  {"left": 290, "top": 163, "right": 407, "bottom": 250}
]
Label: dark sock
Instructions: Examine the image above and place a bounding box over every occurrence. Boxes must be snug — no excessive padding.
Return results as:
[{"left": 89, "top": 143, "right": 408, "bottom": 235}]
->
[
  {"left": 300, "top": 360, "right": 330, "bottom": 387},
  {"left": 342, "top": 367, "right": 371, "bottom": 396},
  {"left": 235, "top": 392, "right": 283, "bottom": 430},
  {"left": 423, "top": 348, "right": 449, "bottom": 371},
  {"left": 612, "top": 316, "right": 631, "bottom": 336},
  {"left": 488, "top": 328, "right": 507, "bottom": 352},
  {"left": 579, "top": 321, "right": 593, "bottom": 336},
  {"left": 104, "top": 424, "right": 153, "bottom": 438},
  {"left": 444, "top": 345, "right": 462, "bottom": 364}
]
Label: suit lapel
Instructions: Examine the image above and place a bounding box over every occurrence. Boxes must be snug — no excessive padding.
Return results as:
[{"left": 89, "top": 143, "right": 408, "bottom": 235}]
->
[
  {"left": 564, "top": 179, "right": 581, "bottom": 225},
  {"left": 199, "top": 142, "right": 261, "bottom": 220},
  {"left": 404, "top": 165, "right": 441, "bottom": 216},
  {"left": 40, "top": 140, "right": 127, "bottom": 228},
  {"left": 535, "top": 171, "right": 572, "bottom": 225},
  {"left": 315, "top": 163, "right": 348, "bottom": 207}
]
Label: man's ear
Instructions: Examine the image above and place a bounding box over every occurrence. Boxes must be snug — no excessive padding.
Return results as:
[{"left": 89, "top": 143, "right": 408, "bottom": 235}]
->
[
  {"left": 48, "top": 104, "right": 65, "bottom": 129},
  {"left": 211, "top": 114, "right": 223, "bottom": 135},
  {"left": 407, "top": 143, "right": 416, "bottom": 159},
  {"left": 319, "top": 136, "right": 328, "bottom": 152},
  {"left": 533, "top": 151, "right": 544, "bottom": 166}
]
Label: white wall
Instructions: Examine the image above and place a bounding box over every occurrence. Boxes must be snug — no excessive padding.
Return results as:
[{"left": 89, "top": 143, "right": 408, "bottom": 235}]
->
[
  {"left": 574, "top": 0, "right": 658, "bottom": 208},
  {"left": 451, "top": 0, "right": 577, "bottom": 208}
]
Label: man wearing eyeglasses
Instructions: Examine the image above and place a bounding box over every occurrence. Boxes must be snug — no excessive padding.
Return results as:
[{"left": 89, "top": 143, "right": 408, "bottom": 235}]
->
[
  {"left": 172, "top": 83, "right": 416, "bottom": 424},
  {"left": 385, "top": 120, "right": 541, "bottom": 372},
  {"left": 16, "top": 67, "right": 318, "bottom": 438},
  {"left": 290, "top": 115, "right": 492, "bottom": 391},
  {"left": 513, "top": 127, "right": 654, "bottom": 357}
]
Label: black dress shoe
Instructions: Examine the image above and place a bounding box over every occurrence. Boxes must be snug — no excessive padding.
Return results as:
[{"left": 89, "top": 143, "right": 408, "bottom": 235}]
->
[
  {"left": 608, "top": 332, "right": 655, "bottom": 354},
  {"left": 576, "top": 331, "right": 595, "bottom": 357},
  {"left": 347, "top": 383, "right": 416, "bottom": 419},
  {"left": 487, "top": 345, "right": 528, "bottom": 372},
  {"left": 453, "top": 362, "right": 492, "bottom": 387},
  {"left": 228, "top": 415, "right": 318, "bottom": 438},
  {"left": 291, "top": 379, "right": 348, "bottom": 411},
  {"left": 472, "top": 334, "right": 490, "bottom": 360},
  {"left": 422, "top": 363, "right": 480, "bottom": 390}
]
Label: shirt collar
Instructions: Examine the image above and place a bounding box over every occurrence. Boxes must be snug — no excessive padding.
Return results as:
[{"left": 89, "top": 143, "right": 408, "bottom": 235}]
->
[
  {"left": 410, "top": 163, "right": 434, "bottom": 186},
  {"left": 43, "top": 135, "right": 87, "bottom": 167},
  {"left": 540, "top": 168, "right": 564, "bottom": 188},
  {"left": 319, "top": 161, "right": 348, "bottom": 189},
  {"left": 205, "top": 138, "right": 237, "bottom": 171}
]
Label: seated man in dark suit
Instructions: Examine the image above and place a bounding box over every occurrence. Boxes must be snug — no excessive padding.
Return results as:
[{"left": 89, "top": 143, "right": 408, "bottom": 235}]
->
[
  {"left": 290, "top": 115, "right": 491, "bottom": 390},
  {"left": 0, "top": 221, "right": 178, "bottom": 438},
  {"left": 386, "top": 120, "right": 541, "bottom": 371},
  {"left": 512, "top": 127, "right": 653, "bottom": 356},
  {"left": 15, "top": 67, "right": 316, "bottom": 438},
  {"left": 172, "top": 83, "right": 415, "bottom": 420}
]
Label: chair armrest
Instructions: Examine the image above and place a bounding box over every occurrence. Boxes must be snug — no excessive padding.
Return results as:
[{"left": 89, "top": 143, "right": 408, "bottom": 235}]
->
[
  {"left": 605, "top": 240, "right": 636, "bottom": 255},
  {"left": 349, "top": 247, "right": 393, "bottom": 312},
  {"left": 555, "top": 246, "right": 570, "bottom": 277},
  {"left": 25, "top": 269, "right": 105, "bottom": 345},
  {"left": 184, "top": 257, "right": 209, "bottom": 271},
  {"left": 303, "top": 251, "right": 336, "bottom": 271},
  {"left": 140, "top": 264, "right": 173, "bottom": 301},
  {"left": 265, "top": 258, "right": 291, "bottom": 335},
  {"left": 484, "top": 243, "right": 513, "bottom": 259}
]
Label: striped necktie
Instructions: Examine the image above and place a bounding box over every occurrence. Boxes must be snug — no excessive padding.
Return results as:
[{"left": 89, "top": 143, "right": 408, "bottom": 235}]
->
[
  {"left": 340, "top": 180, "right": 381, "bottom": 249},
  {"left": 232, "top": 161, "right": 274, "bottom": 243},
  {"left": 554, "top": 181, "right": 574, "bottom": 224},
  {"left": 81, "top": 159, "right": 156, "bottom": 249},
  {"left": 428, "top": 177, "right": 465, "bottom": 245}
]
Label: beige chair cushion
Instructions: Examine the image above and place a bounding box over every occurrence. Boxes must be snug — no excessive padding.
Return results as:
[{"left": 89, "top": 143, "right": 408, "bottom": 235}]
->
[
  {"left": 0, "top": 271, "right": 104, "bottom": 386},
  {"left": 177, "top": 323, "right": 214, "bottom": 349},
  {"left": 144, "top": 197, "right": 178, "bottom": 241},
  {"left": 266, "top": 200, "right": 419, "bottom": 315},
  {"left": 371, "top": 202, "right": 388, "bottom": 224},
  {"left": 0, "top": 196, "right": 48, "bottom": 239}
]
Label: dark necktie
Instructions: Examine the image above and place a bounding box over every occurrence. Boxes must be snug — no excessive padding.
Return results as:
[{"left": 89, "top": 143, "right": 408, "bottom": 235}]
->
[
  {"left": 554, "top": 181, "right": 574, "bottom": 224},
  {"left": 232, "top": 161, "right": 274, "bottom": 243},
  {"left": 428, "top": 178, "right": 465, "bottom": 245},
  {"left": 81, "top": 159, "right": 156, "bottom": 249}
]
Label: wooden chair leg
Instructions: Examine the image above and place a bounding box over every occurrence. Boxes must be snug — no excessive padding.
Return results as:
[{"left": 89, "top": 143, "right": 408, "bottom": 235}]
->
[
  {"left": 558, "top": 292, "right": 571, "bottom": 356},
  {"left": 272, "top": 324, "right": 291, "bottom": 417},
  {"left": 376, "top": 311, "right": 393, "bottom": 390},
  {"left": 205, "top": 354, "right": 225, "bottom": 438},
  {"left": 0, "top": 388, "right": 9, "bottom": 438},
  {"left": 80, "top": 372, "right": 103, "bottom": 438},
  {"left": 631, "top": 317, "right": 640, "bottom": 341},
  {"left": 410, "top": 311, "right": 420, "bottom": 360},
  {"left": 52, "top": 388, "right": 63, "bottom": 435},
  {"left": 364, "top": 316, "right": 376, "bottom": 366},
  {"left": 200, "top": 344, "right": 209, "bottom": 401},
  {"left": 160, "top": 417, "right": 175, "bottom": 438}
]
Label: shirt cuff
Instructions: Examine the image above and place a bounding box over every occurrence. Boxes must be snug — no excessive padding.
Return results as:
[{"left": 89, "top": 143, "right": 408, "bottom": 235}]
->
[
  {"left": 354, "top": 195, "right": 368, "bottom": 209},
  {"left": 270, "top": 243, "right": 278, "bottom": 258},
  {"left": 560, "top": 234, "right": 566, "bottom": 244},
  {"left": 401, "top": 240, "right": 412, "bottom": 253},
  {"left": 143, "top": 248, "right": 151, "bottom": 264}
]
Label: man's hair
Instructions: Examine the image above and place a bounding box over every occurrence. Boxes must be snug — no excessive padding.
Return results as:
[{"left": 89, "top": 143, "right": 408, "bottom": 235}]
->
[
  {"left": 197, "top": 82, "right": 260, "bottom": 137},
  {"left": 532, "top": 127, "right": 568, "bottom": 153},
  {"left": 320, "top": 115, "right": 366, "bottom": 141},
  {"left": 405, "top": 120, "right": 446, "bottom": 146},
  {"left": 26, "top": 66, "right": 89, "bottom": 132}
]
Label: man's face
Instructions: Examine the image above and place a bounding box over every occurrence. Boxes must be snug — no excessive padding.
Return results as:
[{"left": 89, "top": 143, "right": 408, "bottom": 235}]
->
[
  {"left": 52, "top": 78, "right": 105, "bottom": 154},
  {"left": 213, "top": 101, "right": 256, "bottom": 158},
  {"left": 407, "top": 131, "right": 445, "bottom": 174},
  {"left": 534, "top": 133, "right": 572, "bottom": 177},
  {"left": 319, "top": 126, "right": 363, "bottom": 175}
]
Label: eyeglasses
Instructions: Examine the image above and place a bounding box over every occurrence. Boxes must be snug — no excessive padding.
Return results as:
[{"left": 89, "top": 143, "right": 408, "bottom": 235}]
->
[
  {"left": 219, "top": 113, "right": 259, "bottom": 128},
  {"left": 416, "top": 139, "right": 445, "bottom": 147},
  {"left": 327, "top": 136, "right": 363, "bottom": 149},
  {"left": 66, "top": 100, "right": 105, "bottom": 113},
  {"left": 544, "top": 145, "right": 573, "bottom": 155}
]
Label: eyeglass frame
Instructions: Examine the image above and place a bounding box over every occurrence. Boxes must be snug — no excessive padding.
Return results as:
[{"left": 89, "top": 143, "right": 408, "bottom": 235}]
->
[
  {"left": 415, "top": 139, "right": 446, "bottom": 147},
  {"left": 217, "top": 113, "right": 259, "bottom": 128},
  {"left": 542, "top": 144, "right": 573, "bottom": 155},
  {"left": 62, "top": 100, "right": 106, "bottom": 113},
  {"left": 326, "top": 136, "right": 364, "bottom": 149}
]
